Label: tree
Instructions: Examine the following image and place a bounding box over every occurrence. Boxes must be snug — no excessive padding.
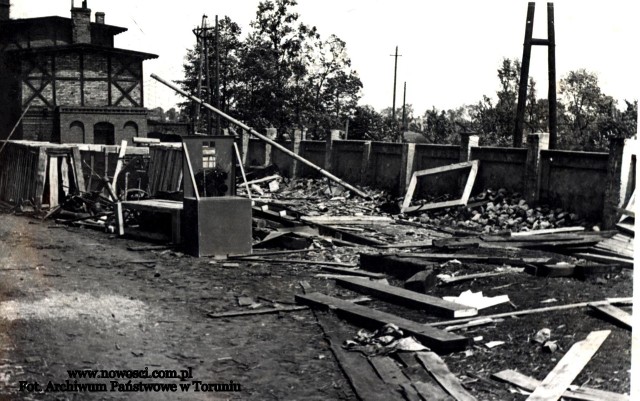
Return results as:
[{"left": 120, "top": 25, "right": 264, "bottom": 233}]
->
[
  {"left": 349, "top": 105, "right": 385, "bottom": 140},
  {"left": 558, "top": 69, "right": 617, "bottom": 150}
]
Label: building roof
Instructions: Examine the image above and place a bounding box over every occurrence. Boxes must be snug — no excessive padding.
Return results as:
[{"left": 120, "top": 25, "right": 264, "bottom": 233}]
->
[
  {"left": 6, "top": 43, "right": 158, "bottom": 60},
  {"left": 0, "top": 16, "right": 128, "bottom": 35}
]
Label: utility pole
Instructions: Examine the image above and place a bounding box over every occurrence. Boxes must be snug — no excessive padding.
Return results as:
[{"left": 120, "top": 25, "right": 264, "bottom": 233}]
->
[
  {"left": 402, "top": 81, "right": 407, "bottom": 131},
  {"left": 390, "top": 46, "right": 402, "bottom": 121},
  {"left": 390, "top": 46, "right": 402, "bottom": 141},
  {"left": 192, "top": 15, "right": 215, "bottom": 135},
  {"left": 214, "top": 15, "right": 221, "bottom": 135},
  {"left": 514, "top": 2, "right": 558, "bottom": 148}
]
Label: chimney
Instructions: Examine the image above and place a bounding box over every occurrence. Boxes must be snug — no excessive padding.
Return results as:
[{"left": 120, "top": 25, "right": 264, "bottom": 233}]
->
[
  {"left": 71, "top": 1, "right": 91, "bottom": 43},
  {"left": 95, "top": 12, "right": 105, "bottom": 24},
  {"left": 0, "top": 0, "right": 10, "bottom": 21}
]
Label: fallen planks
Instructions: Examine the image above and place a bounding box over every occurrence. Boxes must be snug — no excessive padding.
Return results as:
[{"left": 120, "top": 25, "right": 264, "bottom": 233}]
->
[
  {"left": 525, "top": 330, "right": 611, "bottom": 401},
  {"left": 232, "top": 257, "right": 357, "bottom": 268},
  {"left": 317, "top": 314, "right": 404, "bottom": 401},
  {"left": 429, "top": 298, "right": 633, "bottom": 328},
  {"left": 438, "top": 269, "right": 524, "bottom": 285},
  {"left": 296, "top": 292, "right": 469, "bottom": 353},
  {"left": 300, "top": 215, "right": 394, "bottom": 225},
  {"left": 492, "top": 369, "right": 629, "bottom": 401},
  {"left": 588, "top": 303, "right": 632, "bottom": 330},
  {"left": 510, "top": 226, "right": 586, "bottom": 236},
  {"left": 573, "top": 252, "right": 633, "bottom": 268},
  {"left": 334, "top": 276, "right": 478, "bottom": 318},
  {"left": 395, "top": 352, "right": 454, "bottom": 401},
  {"left": 320, "top": 266, "right": 387, "bottom": 279},
  {"left": 415, "top": 352, "right": 478, "bottom": 401}
]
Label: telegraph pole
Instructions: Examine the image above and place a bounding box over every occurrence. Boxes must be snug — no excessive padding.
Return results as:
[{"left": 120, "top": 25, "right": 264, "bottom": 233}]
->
[
  {"left": 390, "top": 46, "right": 402, "bottom": 121},
  {"left": 402, "top": 82, "right": 407, "bottom": 131},
  {"left": 214, "top": 15, "right": 221, "bottom": 135},
  {"left": 192, "top": 15, "right": 215, "bottom": 135}
]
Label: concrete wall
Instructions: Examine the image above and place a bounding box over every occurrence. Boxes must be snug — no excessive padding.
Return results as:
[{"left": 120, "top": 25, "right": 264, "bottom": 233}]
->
[
  {"left": 539, "top": 149, "right": 609, "bottom": 220},
  {"left": 331, "top": 140, "right": 367, "bottom": 184},
  {"left": 413, "top": 144, "right": 460, "bottom": 198},
  {"left": 231, "top": 133, "right": 627, "bottom": 223},
  {"left": 298, "top": 141, "right": 326, "bottom": 177},
  {"left": 470, "top": 146, "right": 527, "bottom": 195},
  {"left": 271, "top": 140, "right": 295, "bottom": 177},
  {"left": 363, "top": 142, "right": 404, "bottom": 192}
]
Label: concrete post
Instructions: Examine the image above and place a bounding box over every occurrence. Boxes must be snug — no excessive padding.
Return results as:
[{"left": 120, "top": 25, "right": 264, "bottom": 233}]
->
[
  {"left": 291, "top": 129, "right": 303, "bottom": 178},
  {"left": 240, "top": 128, "right": 249, "bottom": 165},
  {"left": 360, "top": 141, "right": 372, "bottom": 185},
  {"left": 400, "top": 143, "right": 416, "bottom": 192},
  {"left": 325, "top": 130, "right": 340, "bottom": 172},
  {"left": 459, "top": 133, "right": 480, "bottom": 162},
  {"left": 602, "top": 136, "right": 626, "bottom": 229},
  {"left": 524, "top": 132, "right": 549, "bottom": 205},
  {"left": 264, "top": 128, "right": 276, "bottom": 166}
]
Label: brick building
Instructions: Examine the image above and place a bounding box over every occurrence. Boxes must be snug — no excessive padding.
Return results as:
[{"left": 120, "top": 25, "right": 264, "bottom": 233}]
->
[{"left": 0, "top": 0, "right": 158, "bottom": 144}]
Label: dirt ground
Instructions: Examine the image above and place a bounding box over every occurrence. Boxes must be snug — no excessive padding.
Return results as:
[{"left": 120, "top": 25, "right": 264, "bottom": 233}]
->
[{"left": 0, "top": 212, "right": 633, "bottom": 400}]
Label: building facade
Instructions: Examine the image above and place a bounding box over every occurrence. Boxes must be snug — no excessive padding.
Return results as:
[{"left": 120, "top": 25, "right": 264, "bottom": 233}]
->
[{"left": 0, "top": 0, "right": 158, "bottom": 144}]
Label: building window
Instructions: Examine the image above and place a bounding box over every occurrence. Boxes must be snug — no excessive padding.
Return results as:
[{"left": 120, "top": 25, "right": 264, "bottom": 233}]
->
[
  {"left": 94, "top": 122, "right": 115, "bottom": 145},
  {"left": 123, "top": 121, "right": 138, "bottom": 138},
  {"left": 68, "top": 121, "right": 85, "bottom": 143}
]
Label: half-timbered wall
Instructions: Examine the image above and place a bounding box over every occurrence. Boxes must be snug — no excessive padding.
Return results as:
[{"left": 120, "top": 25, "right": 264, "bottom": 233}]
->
[{"left": 19, "top": 52, "right": 143, "bottom": 110}]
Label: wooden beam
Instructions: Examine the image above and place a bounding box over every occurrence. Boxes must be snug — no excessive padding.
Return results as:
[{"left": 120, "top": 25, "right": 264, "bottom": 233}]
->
[
  {"left": 573, "top": 253, "right": 633, "bottom": 268},
  {"left": 415, "top": 352, "right": 478, "bottom": 401},
  {"left": 526, "top": 330, "right": 611, "bottom": 401},
  {"left": 300, "top": 215, "right": 393, "bottom": 225},
  {"left": 492, "top": 369, "right": 629, "bottom": 401},
  {"left": 320, "top": 266, "right": 387, "bottom": 279},
  {"left": 48, "top": 156, "right": 59, "bottom": 207},
  {"left": 430, "top": 298, "right": 632, "bottom": 328},
  {"left": 510, "top": 226, "right": 585, "bottom": 237},
  {"left": 589, "top": 303, "right": 632, "bottom": 330},
  {"left": 206, "top": 305, "right": 309, "bottom": 319},
  {"left": 395, "top": 352, "right": 452, "bottom": 401},
  {"left": 112, "top": 140, "right": 128, "bottom": 194},
  {"left": 334, "top": 276, "right": 477, "bottom": 318},
  {"left": 182, "top": 142, "right": 200, "bottom": 201},
  {"left": 296, "top": 292, "right": 469, "bottom": 353}
]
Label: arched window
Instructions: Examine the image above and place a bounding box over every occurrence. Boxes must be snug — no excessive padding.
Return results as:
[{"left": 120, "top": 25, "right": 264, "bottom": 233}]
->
[
  {"left": 123, "top": 121, "right": 138, "bottom": 138},
  {"left": 68, "top": 121, "right": 85, "bottom": 143},
  {"left": 94, "top": 122, "right": 115, "bottom": 145}
]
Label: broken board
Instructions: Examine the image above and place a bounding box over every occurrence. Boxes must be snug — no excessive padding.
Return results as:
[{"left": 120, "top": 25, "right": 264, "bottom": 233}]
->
[
  {"left": 334, "top": 276, "right": 477, "bottom": 318},
  {"left": 296, "top": 292, "right": 470, "bottom": 353},
  {"left": 525, "top": 330, "right": 611, "bottom": 401}
]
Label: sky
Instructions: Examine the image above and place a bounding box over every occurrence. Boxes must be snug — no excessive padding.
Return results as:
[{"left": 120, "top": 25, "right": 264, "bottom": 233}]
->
[{"left": 10, "top": 0, "right": 640, "bottom": 115}]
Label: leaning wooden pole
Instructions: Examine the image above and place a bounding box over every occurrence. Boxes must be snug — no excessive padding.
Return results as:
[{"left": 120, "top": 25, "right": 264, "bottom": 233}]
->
[
  {"left": 0, "top": 103, "right": 32, "bottom": 156},
  {"left": 151, "top": 73, "right": 370, "bottom": 199}
]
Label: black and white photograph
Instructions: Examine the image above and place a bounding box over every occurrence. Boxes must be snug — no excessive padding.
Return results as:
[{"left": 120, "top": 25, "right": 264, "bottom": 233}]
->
[{"left": 0, "top": 0, "right": 637, "bottom": 399}]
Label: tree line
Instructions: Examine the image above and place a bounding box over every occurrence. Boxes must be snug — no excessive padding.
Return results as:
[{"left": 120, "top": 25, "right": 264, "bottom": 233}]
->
[{"left": 175, "top": 0, "right": 637, "bottom": 151}]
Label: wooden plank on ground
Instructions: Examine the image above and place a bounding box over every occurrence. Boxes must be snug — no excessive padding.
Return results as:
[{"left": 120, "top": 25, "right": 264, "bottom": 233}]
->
[
  {"left": 429, "top": 298, "right": 632, "bottom": 328},
  {"left": 588, "top": 303, "right": 632, "bottom": 330},
  {"left": 510, "top": 226, "right": 585, "bottom": 236},
  {"left": 415, "top": 352, "right": 478, "bottom": 401},
  {"left": 317, "top": 314, "right": 404, "bottom": 401},
  {"left": 395, "top": 352, "right": 454, "bottom": 401},
  {"left": 525, "top": 330, "right": 611, "bottom": 401},
  {"left": 296, "top": 292, "right": 469, "bottom": 353},
  {"left": 321, "top": 266, "right": 387, "bottom": 279},
  {"left": 206, "top": 305, "right": 309, "bottom": 318},
  {"left": 334, "top": 276, "right": 477, "bottom": 318},
  {"left": 369, "top": 356, "right": 409, "bottom": 388},
  {"left": 492, "top": 369, "right": 629, "bottom": 401},
  {"left": 573, "top": 253, "right": 633, "bottom": 268},
  {"left": 359, "top": 253, "right": 438, "bottom": 279},
  {"left": 300, "top": 215, "right": 393, "bottom": 225}
]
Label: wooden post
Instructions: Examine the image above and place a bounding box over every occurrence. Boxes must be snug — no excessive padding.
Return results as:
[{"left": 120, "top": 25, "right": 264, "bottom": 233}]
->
[
  {"left": 524, "top": 132, "right": 549, "bottom": 205},
  {"left": 71, "top": 147, "right": 86, "bottom": 193},
  {"left": 48, "top": 156, "right": 59, "bottom": 207},
  {"left": 602, "top": 137, "right": 626, "bottom": 229},
  {"left": 400, "top": 143, "right": 416, "bottom": 191},
  {"left": 60, "top": 156, "right": 70, "bottom": 198},
  {"left": 547, "top": 3, "right": 558, "bottom": 149},
  {"left": 514, "top": 2, "right": 535, "bottom": 148},
  {"left": 34, "top": 147, "right": 47, "bottom": 209}
]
